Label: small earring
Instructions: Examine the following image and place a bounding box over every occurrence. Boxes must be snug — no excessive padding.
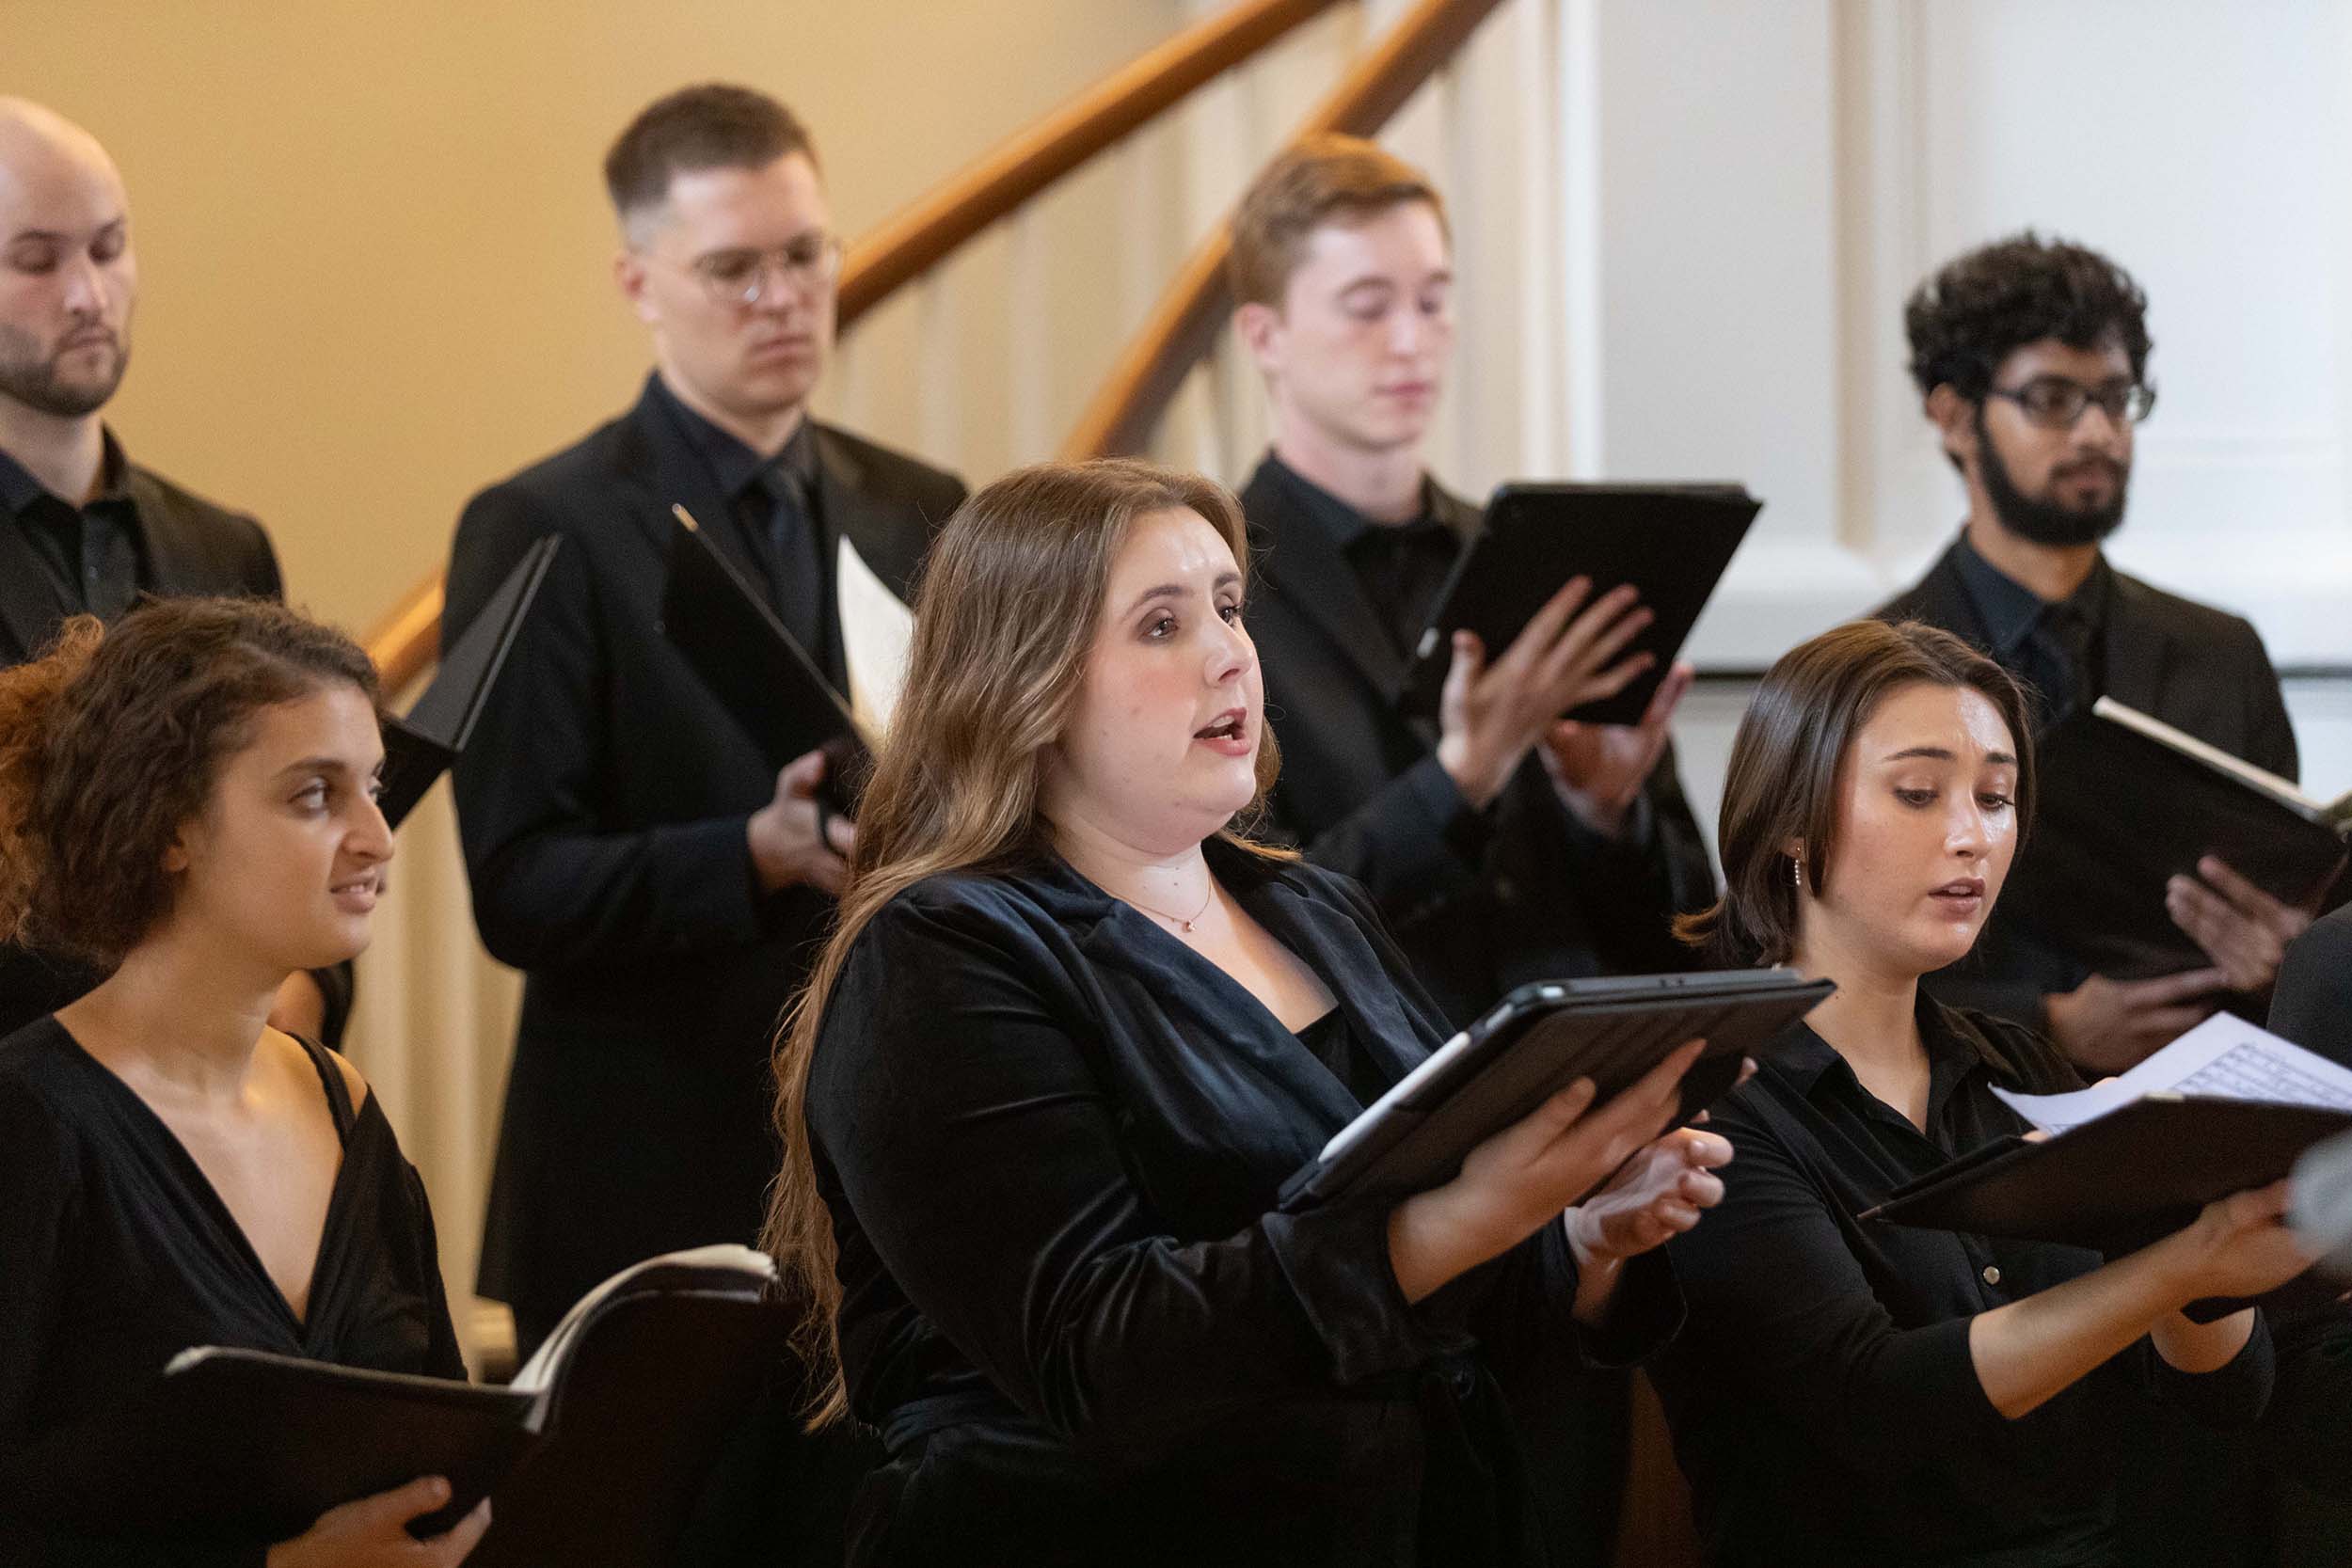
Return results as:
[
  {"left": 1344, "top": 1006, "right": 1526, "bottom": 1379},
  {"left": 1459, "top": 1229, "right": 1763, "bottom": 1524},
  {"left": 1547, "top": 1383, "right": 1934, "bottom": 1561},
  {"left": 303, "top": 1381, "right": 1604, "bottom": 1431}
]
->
[{"left": 1791, "top": 852, "right": 1804, "bottom": 891}]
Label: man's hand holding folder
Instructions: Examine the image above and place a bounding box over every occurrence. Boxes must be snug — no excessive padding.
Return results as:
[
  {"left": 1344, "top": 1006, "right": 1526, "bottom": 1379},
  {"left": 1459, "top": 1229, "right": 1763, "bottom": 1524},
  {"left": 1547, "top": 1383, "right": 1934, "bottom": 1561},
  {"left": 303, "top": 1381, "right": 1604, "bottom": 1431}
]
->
[
  {"left": 747, "top": 744, "right": 855, "bottom": 896},
  {"left": 1432, "top": 576, "right": 1655, "bottom": 811}
]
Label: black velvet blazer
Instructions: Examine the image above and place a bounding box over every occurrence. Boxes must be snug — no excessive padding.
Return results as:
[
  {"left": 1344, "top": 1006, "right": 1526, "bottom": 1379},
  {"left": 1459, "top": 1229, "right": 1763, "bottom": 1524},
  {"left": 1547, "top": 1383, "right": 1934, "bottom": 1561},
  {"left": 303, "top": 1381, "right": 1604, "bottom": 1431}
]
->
[{"left": 806, "top": 839, "right": 1675, "bottom": 1568}]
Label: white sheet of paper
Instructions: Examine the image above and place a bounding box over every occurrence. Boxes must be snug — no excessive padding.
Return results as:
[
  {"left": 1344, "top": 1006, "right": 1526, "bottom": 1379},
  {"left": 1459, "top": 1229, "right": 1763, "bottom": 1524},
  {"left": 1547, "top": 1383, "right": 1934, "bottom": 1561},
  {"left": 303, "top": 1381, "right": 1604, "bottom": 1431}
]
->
[
  {"left": 836, "top": 535, "right": 915, "bottom": 736},
  {"left": 1993, "top": 1012, "right": 2352, "bottom": 1135}
]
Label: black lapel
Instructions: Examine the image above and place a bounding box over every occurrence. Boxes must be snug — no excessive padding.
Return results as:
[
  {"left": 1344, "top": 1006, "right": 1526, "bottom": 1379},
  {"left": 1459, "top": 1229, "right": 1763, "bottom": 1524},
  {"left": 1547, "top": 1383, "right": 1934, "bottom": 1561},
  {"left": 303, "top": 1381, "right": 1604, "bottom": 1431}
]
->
[
  {"left": 0, "top": 520, "right": 71, "bottom": 662},
  {"left": 131, "top": 469, "right": 212, "bottom": 593},
  {"left": 1901, "top": 539, "right": 1996, "bottom": 651},
  {"left": 812, "top": 424, "right": 932, "bottom": 679},
  {"left": 617, "top": 381, "right": 743, "bottom": 581},
  {"left": 2098, "top": 569, "right": 2176, "bottom": 717},
  {"left": 1242, "top": 461, "right": 1407, "bottom": 702},
  {"left": 812, "top": 426, "right": 926, "bottom": 597}
]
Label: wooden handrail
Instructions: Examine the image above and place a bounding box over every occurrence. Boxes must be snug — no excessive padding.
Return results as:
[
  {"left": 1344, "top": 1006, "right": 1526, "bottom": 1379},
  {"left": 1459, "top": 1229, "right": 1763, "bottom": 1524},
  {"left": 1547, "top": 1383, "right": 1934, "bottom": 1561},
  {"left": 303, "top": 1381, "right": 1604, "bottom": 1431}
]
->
[
  {"left": 369, "top": 573, "right": 447, "bottom": 697},
  {"left": 838, "top": 0, "right": 1344, "bottom": 323},
  {"left": 1059, "top": 0, "right": 1506, "bottom": 460},
  {"left": 363, "top": 0, "right": 1349, "bottom": 689}
]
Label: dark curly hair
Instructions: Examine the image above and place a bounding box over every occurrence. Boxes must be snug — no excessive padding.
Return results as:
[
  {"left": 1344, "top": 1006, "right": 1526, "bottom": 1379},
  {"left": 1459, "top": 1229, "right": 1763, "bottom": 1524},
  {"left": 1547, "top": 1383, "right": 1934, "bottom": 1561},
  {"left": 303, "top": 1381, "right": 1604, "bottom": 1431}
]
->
[
  {"left": 0, "top": 597, "right": 378, "bottom": 969},
  {"left": 1676, "top": 620, "right": 2034, "bottom": 970},
  {"left": 1904, "top": 231, "right": 2152, "bottom": 403}
]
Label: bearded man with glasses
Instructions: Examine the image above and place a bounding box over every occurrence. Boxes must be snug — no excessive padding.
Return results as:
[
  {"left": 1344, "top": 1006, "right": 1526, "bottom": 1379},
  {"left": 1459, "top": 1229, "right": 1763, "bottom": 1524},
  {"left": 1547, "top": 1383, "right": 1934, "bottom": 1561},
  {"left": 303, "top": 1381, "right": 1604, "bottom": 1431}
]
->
[
  {"left": 1877, "top": 232, "right": 2343, "bottom": 1568},
  {"left": 441, "top": 83, "right": 964, "bottom": 1366},
  {"left": 1877, "top": 232, "right": 2306, "bottom": 1074}
]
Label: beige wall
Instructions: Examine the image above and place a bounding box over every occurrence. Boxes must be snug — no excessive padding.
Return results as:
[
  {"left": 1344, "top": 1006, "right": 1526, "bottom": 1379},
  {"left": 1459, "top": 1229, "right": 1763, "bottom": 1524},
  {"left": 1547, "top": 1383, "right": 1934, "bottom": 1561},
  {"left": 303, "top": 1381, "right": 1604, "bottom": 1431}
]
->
[
  {"left": 9, "top": 0, "right": 1185, "bottom": 631},
  {"left": 9, "top": 0, "right": 1195, "bottom": 1350}
]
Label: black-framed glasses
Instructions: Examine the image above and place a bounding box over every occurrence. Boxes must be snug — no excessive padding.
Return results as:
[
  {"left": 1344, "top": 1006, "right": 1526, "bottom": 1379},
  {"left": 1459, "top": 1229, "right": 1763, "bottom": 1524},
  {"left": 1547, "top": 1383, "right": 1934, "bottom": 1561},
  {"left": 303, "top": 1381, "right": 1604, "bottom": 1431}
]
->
[
  {"left": 1986, "top": 376, "right": 2157, "bottom": 429},
  {"left": 675, "top": 233, "right": 844, "bottom": 308}
]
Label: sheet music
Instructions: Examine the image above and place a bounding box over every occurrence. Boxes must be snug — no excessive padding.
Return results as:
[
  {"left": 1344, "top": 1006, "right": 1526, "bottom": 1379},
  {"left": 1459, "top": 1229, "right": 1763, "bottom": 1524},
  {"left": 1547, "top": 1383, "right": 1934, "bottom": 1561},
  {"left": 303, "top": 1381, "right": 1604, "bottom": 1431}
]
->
[
  {"left": 837, "top": 535, "right": 914, "bottom": 736},
  {"left": 1993, "top": 1012, "right": 2352, "bottom": 1135}
]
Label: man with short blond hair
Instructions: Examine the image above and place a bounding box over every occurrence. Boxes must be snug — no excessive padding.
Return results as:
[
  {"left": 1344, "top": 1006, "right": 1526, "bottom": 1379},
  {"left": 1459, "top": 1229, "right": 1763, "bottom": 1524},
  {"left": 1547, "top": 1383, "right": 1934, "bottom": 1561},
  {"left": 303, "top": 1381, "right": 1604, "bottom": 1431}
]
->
[{"left": 1226, "top": 132, "right": 1715, "bottom": 1568}]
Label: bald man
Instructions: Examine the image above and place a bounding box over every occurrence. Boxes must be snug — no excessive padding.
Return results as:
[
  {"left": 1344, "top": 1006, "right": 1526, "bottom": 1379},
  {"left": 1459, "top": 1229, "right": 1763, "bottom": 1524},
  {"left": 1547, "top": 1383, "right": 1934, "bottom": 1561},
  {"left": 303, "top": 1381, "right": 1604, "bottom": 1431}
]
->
[{"left": 0, "top": 100, "right": 339, "bottom": 1040}]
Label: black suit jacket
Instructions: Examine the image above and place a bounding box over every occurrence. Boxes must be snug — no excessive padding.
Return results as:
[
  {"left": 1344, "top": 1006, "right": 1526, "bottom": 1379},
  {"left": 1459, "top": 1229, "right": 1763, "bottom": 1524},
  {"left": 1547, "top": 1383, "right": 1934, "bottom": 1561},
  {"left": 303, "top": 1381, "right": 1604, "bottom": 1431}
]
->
[
  {"left": 0, "top": 458, "right": 293, "bottom": 1038},
  {"left": 1877, "top": 535, "right": 2297, "bottom": 1024},
  {"left": 445, "top": 381, "right": 962, "bottom": 1343},
  {"left": 1239, "top": 458, "right": 1715, "bottom": 1029}
]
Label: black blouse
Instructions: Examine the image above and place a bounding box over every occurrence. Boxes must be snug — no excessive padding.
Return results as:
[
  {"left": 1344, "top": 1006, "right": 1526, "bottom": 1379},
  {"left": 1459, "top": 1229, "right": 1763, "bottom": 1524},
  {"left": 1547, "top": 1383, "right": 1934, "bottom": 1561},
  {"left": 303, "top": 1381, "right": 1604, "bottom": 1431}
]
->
[
  {"left": 806, "top": 840, "right": 1679, "bottom": 1567},
  {"left": 1654, "top": 995, "right": 2275, "bottom": 1568},
  {"left": 0, "top": 1016, "right": 462, "bottom": 1566}
]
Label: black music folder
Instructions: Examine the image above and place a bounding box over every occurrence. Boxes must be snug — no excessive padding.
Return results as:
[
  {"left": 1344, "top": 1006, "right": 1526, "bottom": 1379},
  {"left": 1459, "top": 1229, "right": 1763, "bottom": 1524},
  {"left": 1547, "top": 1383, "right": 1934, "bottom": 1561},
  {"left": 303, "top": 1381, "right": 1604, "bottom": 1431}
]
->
[
  {"left": 1401, "top": 483, "right": 1764, "bottom": 726},
  {"left": 1279, "top": 969, "right": 1834, "bottom": 1211},
  {"left": 376, "top": 534, "right": 560, "bottom": 829},
  {"left": 2002, "top": 696, "right": 2351, "bottom": 979},
  {"left": 660, "top": 504, "right": 872, "bottom": 808},
  {"left": 1866, "top": 1097, "right": 2352, "bottom": 1254},
  {"left": 1865, "top": 1015, "right": 2352, "bottom": 1316},
  {"left": 1, "top": 1246, "right": 778, "bottom": 1548}
]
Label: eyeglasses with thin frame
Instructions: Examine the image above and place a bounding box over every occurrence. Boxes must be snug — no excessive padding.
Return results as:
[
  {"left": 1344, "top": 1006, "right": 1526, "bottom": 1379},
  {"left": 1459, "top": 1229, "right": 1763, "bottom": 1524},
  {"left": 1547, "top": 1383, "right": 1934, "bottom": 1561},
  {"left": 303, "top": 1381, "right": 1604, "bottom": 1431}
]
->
[
  {"left": 1985, "top": 376, "right": 2157, "bottom": 430},
  {"left": 666, "top": 232, "right": 844, "bottom": 309}
]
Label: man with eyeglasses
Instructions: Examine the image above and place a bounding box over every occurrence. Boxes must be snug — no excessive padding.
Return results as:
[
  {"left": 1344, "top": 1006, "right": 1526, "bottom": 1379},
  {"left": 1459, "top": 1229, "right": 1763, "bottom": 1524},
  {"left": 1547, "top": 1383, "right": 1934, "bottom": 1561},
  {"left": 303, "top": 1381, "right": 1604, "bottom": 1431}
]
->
[
  {"left": 1877, "top": 232, "right": 2305, "bottom": 1074},
  {"left": 442, "top": 83, "right": 963, "bottom": 1362},
  {"left": 1880, "top": 233, "right": 2334, "bottom": 1568}
]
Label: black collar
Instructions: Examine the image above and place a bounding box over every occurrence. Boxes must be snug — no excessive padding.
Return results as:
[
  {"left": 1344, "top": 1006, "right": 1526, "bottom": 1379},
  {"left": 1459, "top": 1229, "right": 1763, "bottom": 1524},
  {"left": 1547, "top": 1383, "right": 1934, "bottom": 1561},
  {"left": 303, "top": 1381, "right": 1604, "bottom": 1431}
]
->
[
  {"left": 1948, "top": 529, "right": 2114, "bottom": 658},
  {"left": 1255, "top": 451, "right": 1460, "bottom": 554},
  {"left": 643, "top": 372, "right": 818, "bottom": 504},
  {"left": 0, "top": 428, "right": 131, "bottom": 520},
  {"left": 1769, "top": 990, "right": 2002, "bottom": 1129}
]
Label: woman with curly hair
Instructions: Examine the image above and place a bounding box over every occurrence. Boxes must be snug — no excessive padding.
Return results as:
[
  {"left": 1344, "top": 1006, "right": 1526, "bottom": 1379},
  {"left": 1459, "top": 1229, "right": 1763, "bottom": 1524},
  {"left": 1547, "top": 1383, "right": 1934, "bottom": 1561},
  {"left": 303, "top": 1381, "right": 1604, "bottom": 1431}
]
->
[{"left": 0, "top": 598, "right": 485, "bottom": 1567}]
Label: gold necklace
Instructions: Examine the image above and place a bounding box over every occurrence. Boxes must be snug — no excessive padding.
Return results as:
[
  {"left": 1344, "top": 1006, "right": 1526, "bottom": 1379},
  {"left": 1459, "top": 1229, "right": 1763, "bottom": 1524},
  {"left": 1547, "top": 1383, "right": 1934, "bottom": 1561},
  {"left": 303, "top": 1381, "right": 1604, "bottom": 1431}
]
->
[{"left": 1127, "top": 879, "right": 1216, "bottom": 934}]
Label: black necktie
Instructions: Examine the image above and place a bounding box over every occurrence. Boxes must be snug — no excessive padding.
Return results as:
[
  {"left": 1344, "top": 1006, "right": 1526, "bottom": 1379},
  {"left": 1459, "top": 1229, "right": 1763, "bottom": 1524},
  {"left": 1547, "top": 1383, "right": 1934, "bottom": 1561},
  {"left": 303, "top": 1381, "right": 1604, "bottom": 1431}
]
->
[
  {"left": 752, "top": 464, "right": 825, "bottom": 660},
  {"left": 2024, "top": 601, "right": 2093, "bottom": 727},
  {"left": 1352, "top": 517, "right": 1455, "bottom": 657}
]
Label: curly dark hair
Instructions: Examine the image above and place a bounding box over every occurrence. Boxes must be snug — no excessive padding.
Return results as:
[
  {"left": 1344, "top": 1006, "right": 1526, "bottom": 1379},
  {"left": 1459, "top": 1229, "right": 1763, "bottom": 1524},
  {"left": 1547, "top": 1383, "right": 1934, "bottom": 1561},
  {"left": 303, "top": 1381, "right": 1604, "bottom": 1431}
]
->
[
  {"left": 0, "top": 597, "right": 379, "bottom": 969},
  {"left": 1904, "top": 231, "right": 2152, "bottom": 402}
]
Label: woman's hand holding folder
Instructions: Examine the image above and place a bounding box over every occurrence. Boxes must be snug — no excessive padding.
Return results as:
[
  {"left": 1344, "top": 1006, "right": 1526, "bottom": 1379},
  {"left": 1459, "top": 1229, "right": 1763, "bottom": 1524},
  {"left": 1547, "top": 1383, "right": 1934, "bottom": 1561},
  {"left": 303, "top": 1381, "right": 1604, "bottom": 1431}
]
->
[
  {"left": 1968, "top": 1177, "right": 2321, "bottom": 1419},
  {"left": 1384, "top": 1038, "right": 1726, "bottom": 1309}
]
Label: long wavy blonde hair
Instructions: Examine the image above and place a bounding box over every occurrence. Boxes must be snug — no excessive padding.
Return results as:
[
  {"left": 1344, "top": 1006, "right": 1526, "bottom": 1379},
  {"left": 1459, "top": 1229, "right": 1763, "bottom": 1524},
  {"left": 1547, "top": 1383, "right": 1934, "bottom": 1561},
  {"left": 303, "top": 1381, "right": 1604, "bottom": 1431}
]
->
[{"left": 762, "top": 458, "right": 1287, "bottom": 1422}]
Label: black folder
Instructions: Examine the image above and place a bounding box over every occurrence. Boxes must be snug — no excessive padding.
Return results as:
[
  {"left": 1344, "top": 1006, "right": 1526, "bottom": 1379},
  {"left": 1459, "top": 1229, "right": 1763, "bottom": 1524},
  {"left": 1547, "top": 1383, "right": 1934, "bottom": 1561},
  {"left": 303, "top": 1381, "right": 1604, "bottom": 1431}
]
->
[
  {"left": 660, "top": 504, "right": 871, "bottom": 810},
  {"left": 1279, "top": 969, "right": 1834, "bottom": 1211},
  {"left": 2004, "top": 698, "right": 2350, "bottom": 980},
  {"left": 1402, "top": 483, "right": 1764, "bottom": 726},
  {"left": 1, "top": 1246, "right": 778, "bottom": 1550},
  {"left": 4, "top": 1350, "right": 537, "bottom": 1544},
  {"left": 376, "top": 534, "right": 560, "bottom": 829},
  {"left": 1863, "top": 1096, "right": 2352, "bottom": 1317}
]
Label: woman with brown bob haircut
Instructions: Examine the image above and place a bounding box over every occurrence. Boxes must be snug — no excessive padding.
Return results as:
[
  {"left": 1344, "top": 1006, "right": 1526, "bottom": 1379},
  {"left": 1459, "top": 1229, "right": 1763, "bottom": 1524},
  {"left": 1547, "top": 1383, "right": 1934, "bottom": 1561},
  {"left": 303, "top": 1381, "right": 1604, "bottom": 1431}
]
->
[
  {"left": 766, "top": 458, "right": 1731, "bottom": 1566},
  {"left": 1650, "top": 618, "right": 2310, "bottom": 1566},
  {"left": 0, "top": 598, "right": 486, "bottom": 1567}
]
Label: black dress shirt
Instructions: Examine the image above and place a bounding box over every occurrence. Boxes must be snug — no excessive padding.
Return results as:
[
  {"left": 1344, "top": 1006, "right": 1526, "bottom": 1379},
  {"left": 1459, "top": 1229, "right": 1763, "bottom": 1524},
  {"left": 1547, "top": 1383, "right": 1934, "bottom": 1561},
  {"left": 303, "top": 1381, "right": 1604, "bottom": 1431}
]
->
[
  {"left": 807, "top": 838, "right": 1680, "bottom": 1567},
  {"left": 0, "top": 436, "right": 145, "bottom": 625},
  {"left": 0, "top": 1017, "right": 462, "bottom": 1565},
  {"left": 1947, "top": 532, "right": 2113, "bottom": 728},
  {"left": 1262, "top": 457, "right": 1465, "bottom": 661},
  {"left": 646, "top": 375, "right": 832, "bottom": 668},
  {"left": 1655, "top": 995, "right": 2276, "bottom": 1567},
  {"left": 1243, "top": 455, "right": 1715, "bottom": 1029}
]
